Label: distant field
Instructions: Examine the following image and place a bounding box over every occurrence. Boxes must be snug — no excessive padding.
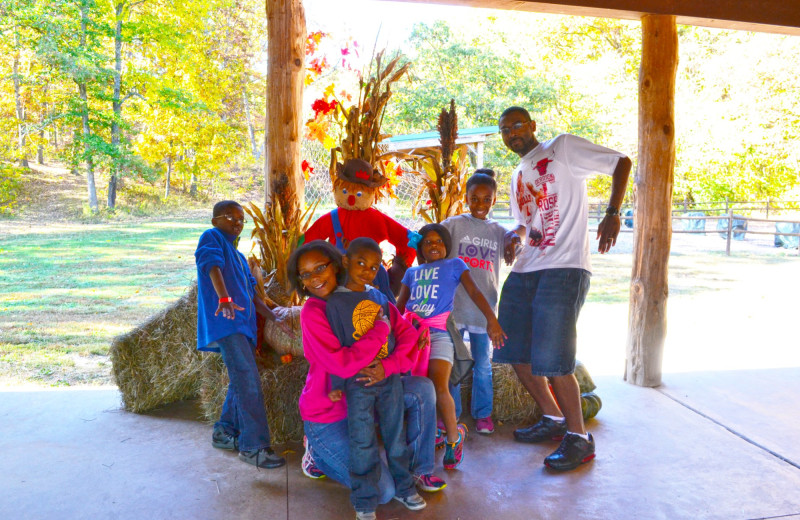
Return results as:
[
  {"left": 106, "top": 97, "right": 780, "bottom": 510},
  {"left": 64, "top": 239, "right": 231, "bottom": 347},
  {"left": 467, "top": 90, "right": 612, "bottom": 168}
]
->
[
  {"left": 1, "top": 220, "right": 799, "bottom": 387},
  {"left": 0, "top": 220, "right": 209, "bottom": 386}
]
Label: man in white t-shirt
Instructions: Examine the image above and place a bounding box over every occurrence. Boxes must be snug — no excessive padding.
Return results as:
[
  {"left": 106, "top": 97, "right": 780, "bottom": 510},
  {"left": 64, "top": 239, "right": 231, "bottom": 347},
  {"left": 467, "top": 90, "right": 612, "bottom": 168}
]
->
[{"left": 495, "top": 106, "right": 631, "bottom": 471}]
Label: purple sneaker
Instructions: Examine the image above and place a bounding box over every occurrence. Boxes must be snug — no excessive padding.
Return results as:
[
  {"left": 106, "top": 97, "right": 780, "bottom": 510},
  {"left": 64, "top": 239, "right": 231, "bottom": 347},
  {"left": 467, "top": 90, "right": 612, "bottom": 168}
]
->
[
  {"left": 301, "top": 435, "right": 326, "bottom": 479},
  {"left": 414, "top": 473, "right": 447, "bottom": 493},
  {"left": 475, "top": 416, "right": 495, "bottom": 434}
]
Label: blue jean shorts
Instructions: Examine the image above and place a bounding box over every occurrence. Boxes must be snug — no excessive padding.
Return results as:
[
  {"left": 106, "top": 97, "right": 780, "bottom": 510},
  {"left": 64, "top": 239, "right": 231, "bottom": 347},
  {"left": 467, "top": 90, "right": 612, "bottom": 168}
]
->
[{"left": 494, "top": 268, "right": 591, "bottom": 376}]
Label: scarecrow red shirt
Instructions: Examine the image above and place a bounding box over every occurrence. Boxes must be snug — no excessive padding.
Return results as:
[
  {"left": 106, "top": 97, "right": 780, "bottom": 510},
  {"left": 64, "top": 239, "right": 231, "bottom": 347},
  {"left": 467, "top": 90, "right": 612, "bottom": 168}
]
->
[{"left": 304, "top": 207, "right": 416, "bottom": 268}]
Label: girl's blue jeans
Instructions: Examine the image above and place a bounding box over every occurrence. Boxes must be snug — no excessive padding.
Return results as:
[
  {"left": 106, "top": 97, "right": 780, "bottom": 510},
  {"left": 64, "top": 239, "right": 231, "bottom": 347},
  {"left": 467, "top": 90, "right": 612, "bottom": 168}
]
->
[
  {"left": 215, "top": 333, "right": 272, "bottom": 452},
  {"left": 451, "top": 331, "right": 493, "bottom": 420}
]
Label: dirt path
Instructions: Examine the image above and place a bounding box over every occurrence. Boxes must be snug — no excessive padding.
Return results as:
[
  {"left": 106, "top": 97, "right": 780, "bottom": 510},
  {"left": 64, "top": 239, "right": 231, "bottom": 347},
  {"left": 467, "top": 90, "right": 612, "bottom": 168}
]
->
[{"left": 13, "top": 162, "right": 88, "bottom": 222}]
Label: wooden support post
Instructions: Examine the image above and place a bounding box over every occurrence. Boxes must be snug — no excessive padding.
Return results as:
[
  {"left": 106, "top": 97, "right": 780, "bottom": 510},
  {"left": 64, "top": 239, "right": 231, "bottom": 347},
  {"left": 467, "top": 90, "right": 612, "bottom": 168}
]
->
[
  {"left": 726, "top": 209, "right": 733, "bottom": 256},
  {"left": 625, "top": 15, "right": 678, "bottom": 387},
  {"left": 265, "top": 0, "right": 306, "bottom": 219}
]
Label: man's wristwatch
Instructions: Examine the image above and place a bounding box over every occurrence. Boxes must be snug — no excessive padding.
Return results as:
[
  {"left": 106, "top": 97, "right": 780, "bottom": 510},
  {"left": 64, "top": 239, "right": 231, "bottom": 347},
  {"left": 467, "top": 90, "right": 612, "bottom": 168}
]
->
[{"left": 605, "top": 206, "right": 620, "bottom": 217}]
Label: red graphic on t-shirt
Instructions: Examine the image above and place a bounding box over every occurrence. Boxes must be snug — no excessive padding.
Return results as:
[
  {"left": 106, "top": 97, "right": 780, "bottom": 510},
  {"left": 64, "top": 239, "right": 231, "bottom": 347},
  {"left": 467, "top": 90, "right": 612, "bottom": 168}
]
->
[
  {"left": 534, "top": 158, "right": 552, "bottom": 176},
  {"left": 515, "top": 155, "right": 559, "bottom": 251}
]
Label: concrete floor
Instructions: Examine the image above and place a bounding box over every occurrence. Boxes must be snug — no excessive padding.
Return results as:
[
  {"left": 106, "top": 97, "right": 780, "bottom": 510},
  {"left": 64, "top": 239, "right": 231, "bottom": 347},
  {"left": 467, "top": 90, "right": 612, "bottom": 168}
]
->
[{"left": 2, "top": 370, "right": 800, "bottom": 520}]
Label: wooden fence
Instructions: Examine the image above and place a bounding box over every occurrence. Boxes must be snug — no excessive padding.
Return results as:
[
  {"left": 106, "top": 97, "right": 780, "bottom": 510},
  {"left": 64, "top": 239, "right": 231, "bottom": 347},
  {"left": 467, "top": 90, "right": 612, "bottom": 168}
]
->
[{"left": 491, "top": 198, "right": 800, "bottom": 256}]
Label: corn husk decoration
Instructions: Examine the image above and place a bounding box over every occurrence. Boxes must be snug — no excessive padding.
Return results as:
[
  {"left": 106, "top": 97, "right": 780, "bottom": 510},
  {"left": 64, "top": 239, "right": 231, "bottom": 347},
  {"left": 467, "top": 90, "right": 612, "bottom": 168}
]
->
[
  {"left": 410, "top": 99, "right": 469, "bottom": 223},
  {"left": 245, "top": 198, "right": 318, "bottom": 307},
  {"left": 329, "top": 50, "right": 410, "bottom": 201}
]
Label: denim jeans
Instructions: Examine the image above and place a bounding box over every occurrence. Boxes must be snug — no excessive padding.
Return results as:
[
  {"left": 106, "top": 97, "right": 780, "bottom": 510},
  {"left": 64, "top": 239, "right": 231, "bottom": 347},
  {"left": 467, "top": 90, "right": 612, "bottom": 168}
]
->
[
  {"left": 215, "top": 333, "right": 271, "bottom": 452},
  {"left": 345, "top": 374, "right": 413, "bottom": 513},
  {"left": 304, "top": 375, "right": 436, "bottom": 504},
  {"left": 451, "top": 331, "right": 493, "bottom": 420},
  {"left": 495, "top": 269, "right": 591, "bottom": 376}
]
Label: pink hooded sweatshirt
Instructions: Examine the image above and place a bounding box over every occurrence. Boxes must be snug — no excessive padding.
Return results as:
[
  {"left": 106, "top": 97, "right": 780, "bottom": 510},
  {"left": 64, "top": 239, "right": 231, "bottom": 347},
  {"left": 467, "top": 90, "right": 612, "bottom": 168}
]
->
[{"left": 299, "top": 296, "right": 422, "bottom": 424}]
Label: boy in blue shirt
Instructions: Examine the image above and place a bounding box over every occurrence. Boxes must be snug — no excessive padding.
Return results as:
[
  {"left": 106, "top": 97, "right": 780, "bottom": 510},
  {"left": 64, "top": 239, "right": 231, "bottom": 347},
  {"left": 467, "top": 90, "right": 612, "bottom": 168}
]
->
[{"left": 195, "top": 200, "right": 285, "bottom": 469}]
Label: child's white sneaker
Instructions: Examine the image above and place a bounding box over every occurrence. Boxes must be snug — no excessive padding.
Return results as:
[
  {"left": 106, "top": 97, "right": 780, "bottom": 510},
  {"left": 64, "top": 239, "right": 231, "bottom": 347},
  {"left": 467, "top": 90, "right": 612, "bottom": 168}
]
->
[
  {"left": 355, "top": 511, "right": 376, "bottom": 520},
  {"left": 393, "top": 492, "right": 427, "bottom": 511}
]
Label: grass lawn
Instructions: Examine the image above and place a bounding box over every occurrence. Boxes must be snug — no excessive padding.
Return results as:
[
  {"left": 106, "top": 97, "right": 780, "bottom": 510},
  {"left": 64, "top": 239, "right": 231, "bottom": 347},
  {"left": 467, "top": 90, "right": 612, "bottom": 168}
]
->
[
  {"left": 2, "top": 218, "right": 799, "bottom": 387},
  {"left": 0, "top": 219, "right": 213, "bottom": 386}
]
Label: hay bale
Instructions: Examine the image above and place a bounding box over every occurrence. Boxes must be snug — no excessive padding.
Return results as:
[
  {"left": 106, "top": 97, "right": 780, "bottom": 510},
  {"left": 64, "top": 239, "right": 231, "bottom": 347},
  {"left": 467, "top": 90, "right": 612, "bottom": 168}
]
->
[
  {"left": 198, "top": 353, "right": 309, "bottom": 444},
  {"left": 110, "top": 283, "right": 204, "bottom": 413},
  {"left": 469, "top": 360, "right": 599, "bottom": 425}
]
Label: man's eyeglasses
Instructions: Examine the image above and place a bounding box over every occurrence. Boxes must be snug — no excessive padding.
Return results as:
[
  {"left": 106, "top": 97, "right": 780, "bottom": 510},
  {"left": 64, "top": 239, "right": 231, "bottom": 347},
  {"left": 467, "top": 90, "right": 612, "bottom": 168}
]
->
[
  {"left": 298, "top": 262, "right": 331, "bottom": 281},
  {"left": 214, "top": 215, "right": 247, "bottom": 225},
  {"left": 499, "top": 121, "right": 528, "bottom": 135}
]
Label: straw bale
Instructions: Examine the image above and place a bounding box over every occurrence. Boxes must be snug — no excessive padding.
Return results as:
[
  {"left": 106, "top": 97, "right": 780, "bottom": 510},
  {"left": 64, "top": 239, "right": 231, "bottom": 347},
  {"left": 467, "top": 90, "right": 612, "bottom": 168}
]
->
[
  {"left": 198, "top": 353, "right": 309, "bottom": 444},
  {"left": 466, "top": 361, "right": 599, "bottom": 425},
  {"left": 110, "top": 283, "right": 204, "bottom": 413}
]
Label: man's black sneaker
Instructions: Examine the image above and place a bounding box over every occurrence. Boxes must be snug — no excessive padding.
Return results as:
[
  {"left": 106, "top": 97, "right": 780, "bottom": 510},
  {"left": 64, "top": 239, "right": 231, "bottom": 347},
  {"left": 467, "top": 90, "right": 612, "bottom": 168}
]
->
[
  {"left": 544, "top": 432, "right": 595, "bottom": 471},
  {"left": 211, "top": 426, "right": 239, "bottom": 451},
  {"left": 238, "top": 447, "right": 286, "bottom": 469},
  {"left": 513, "top": 416, "right": 567, "bottom": 443}
]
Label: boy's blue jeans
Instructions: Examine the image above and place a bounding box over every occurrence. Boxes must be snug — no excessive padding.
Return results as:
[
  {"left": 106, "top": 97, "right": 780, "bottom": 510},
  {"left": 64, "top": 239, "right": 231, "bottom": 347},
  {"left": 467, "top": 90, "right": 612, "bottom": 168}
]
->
[
  {"left": 451, "top": 331, "right": 493, "bottom": 420},
  {"left": 345, "top": 374, "right": 414, "bottom": 513},
  {"left": 215, "top": 333, "right": 272, "bottom": 452},
  {"left": 304, "top": 375, "right": 436, "bottom": 505}
]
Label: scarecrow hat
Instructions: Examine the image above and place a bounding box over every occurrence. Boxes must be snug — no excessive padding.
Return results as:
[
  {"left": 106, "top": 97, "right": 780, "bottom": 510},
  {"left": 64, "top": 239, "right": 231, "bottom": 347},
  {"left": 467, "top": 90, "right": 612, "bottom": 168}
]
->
[{"left": 337, "top": 158, "right": 388, "bottom": 188}]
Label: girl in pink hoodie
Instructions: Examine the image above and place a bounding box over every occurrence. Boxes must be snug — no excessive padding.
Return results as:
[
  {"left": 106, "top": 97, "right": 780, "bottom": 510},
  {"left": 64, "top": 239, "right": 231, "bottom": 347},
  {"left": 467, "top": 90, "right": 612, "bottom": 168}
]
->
[{"left": 288, "top": 240, "right": 446, "bottom": 505}]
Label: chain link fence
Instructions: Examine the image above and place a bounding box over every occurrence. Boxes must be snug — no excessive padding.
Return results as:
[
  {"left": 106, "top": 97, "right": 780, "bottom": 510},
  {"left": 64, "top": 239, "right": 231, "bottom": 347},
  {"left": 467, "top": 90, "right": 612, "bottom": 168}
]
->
[{"left": 301, "top": 139, "right": 427, "bottom": 231}]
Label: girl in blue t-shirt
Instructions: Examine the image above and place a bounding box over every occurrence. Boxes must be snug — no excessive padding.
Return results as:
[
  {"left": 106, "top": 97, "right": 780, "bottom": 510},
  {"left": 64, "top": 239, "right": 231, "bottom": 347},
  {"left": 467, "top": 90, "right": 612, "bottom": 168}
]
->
[{"left": 397, "top": 223, "right": 506, "bottom": 470}]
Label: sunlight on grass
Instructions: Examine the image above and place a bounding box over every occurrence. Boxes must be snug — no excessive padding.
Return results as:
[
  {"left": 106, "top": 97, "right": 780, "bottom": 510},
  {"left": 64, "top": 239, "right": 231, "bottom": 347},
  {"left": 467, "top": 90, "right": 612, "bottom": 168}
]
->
[{"left": 2, "top": 220, "right": 799, "bottom": 387}]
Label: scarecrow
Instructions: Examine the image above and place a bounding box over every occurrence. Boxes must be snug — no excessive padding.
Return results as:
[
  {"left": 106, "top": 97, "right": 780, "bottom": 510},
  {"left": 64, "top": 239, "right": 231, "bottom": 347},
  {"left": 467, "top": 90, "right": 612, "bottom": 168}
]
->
[{"left": 302, "top": 157, "right": 416, "bottom": 302}]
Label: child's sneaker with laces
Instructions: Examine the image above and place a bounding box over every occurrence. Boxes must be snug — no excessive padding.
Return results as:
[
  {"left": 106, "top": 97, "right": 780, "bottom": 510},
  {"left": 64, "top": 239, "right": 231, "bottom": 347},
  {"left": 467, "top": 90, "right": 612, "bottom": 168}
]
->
[
  {"left": 393, "top": 492, "right": 427, "bottom": 511},
  {"left": 414, "top": 473, "right": 447, "bottom": 493},
  {"left": 211, "top": 425, "right": 239, "bottom": 451},
  {"left": 301, "top": 435, "right": 326, "bottom": 479},
  {"left": 443, "top": 424, "right": 467, "bottom": 470},
  {"left": 355, "top": 511, "right": 376, "bottom": 520},
  {"left": 475, "top": 416, "right": 495, "bottom": 434},
  {"left": 434, "top": 427, "right": 446, "bottom": 450}
]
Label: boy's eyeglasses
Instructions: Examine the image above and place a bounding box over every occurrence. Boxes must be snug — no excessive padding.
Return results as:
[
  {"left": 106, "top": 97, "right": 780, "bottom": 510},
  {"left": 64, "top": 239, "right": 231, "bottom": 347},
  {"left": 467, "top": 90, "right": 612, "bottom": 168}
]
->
[
  {"left": 499, "top": 121, "right": 528, "bottom": 135},
  {"left": 214, "top": 215, "right": 247, "bottom": 225},
  {"left": 298, "top": 262, "right": 331, "bottom": 281}
]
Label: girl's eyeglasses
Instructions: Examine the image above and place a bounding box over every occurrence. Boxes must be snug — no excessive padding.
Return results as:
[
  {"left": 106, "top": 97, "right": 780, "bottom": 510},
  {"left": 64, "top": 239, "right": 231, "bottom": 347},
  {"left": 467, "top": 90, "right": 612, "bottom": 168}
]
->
[{"left": 298, "top": 262, "right": 331, "bottom": 281}]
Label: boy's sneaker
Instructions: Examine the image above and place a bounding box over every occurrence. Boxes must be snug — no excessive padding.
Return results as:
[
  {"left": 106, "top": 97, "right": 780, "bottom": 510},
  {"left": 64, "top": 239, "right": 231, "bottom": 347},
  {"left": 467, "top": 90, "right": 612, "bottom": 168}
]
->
[
  {"left": 434, "top": 427, "right": 446, "bottom": 450},
  {"left": 301, "top": 435, "right": 326, "bottom": 479},
  {"left": 443, "top": 424, "right": 467, "bottom": 470},
  {"left": 355, "top": 511, "right": 376, "bottom": 520},
  {"left": 475, "top": 416, "right": 495, "bottom": 434},
  {"left": 414, "top": 473, "right": 447, "bottom": 493},
  {"left": 211, "top": 426, "right": 238, "bottom": 451},
  {"left": 238, "top": 447, "right": 286, "bottom": 469},
  {"left": 393, "top": 492, "right": 427, "bottom": 511},
  {"left": 544, "top": 432, "right": 596, "bottom": 471},
  {"left": 513, "top": 416, "right": 567, "bottom": 443}
]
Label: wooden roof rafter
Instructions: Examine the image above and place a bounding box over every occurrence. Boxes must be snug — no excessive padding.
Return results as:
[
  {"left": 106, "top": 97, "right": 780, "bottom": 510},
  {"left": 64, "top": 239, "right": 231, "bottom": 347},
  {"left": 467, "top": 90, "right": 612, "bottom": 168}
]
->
[{"left": 384, "top": 0, "right": 800, "bottom": 36}]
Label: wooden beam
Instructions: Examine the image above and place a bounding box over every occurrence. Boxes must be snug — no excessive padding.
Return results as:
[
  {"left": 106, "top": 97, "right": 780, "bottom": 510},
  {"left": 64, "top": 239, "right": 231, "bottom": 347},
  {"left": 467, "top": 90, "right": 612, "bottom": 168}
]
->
[
  {"left": 625, "top": 14, "right": 677, "bottom": 387},
  {"left": 265, "top": 0, "right": 306, "bottom": 216},
  {"left": 381, "top": 0, "right": 800, "bottom": 36}
]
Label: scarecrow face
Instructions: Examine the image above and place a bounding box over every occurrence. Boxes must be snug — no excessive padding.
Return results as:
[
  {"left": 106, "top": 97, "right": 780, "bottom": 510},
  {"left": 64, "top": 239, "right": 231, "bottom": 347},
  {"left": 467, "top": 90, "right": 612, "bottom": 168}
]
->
[{"left": 333, "top": 180, "right": 376, "bottom": 211}]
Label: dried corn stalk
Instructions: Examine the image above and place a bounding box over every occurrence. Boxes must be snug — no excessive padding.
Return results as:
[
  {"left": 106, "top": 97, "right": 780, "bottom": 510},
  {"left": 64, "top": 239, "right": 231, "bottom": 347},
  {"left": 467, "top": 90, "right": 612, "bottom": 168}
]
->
[
  {"left": 409, "top": 99, "right": 469, "bottom": 223},
  {"left": 245, "top": 198, "right": 318, "bottom": 306},
  {"left": 329, "top": 50, "right": 410, "bottom": 196}
]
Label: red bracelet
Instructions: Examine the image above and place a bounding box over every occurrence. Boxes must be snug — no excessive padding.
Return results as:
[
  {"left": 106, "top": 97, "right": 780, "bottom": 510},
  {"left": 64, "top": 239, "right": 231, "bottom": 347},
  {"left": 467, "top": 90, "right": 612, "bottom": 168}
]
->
[{"left": 219, "top": 297, "right": 232, "bottom": 303}]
